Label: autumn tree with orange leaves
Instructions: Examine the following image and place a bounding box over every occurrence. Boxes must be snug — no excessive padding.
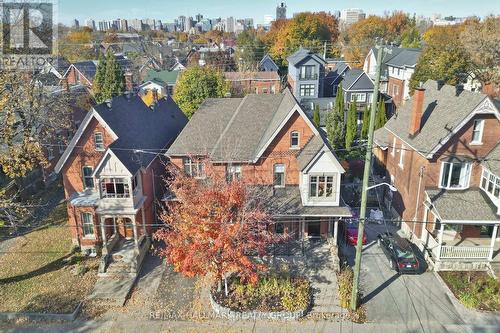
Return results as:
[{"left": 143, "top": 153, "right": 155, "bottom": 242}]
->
[{"left": 154, "top": 163, "right": 281, "bottom": 294}]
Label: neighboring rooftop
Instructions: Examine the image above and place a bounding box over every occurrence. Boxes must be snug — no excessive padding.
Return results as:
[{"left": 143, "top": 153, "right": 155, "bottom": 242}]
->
[
  {"left": 386, "top": 49, "right": 421, "bottom": 68},
  {"left": 287, "top": 47, "right": 326, "bottom": 67},
  {"left": 381, "top": 80, "right": 493, "bottom": 156},
  {"left": 224, "top": 71, "right": 280, "bottom": 81},
  {"left": 143, "top": 69, "right": 180, "bottom": 85},
  {"left": 342, "top": 69, "right": 374, "bottom": 91}
]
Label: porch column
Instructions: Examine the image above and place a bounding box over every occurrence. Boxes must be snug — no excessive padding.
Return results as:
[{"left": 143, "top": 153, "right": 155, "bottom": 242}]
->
[
  {"left": 100, "top": 216, "right": 108, "bottom": 255},
  {"left": 437, "top": 222, "right": 445, "bottom": 260},
  {"left": 489, "top": 224, "right": 499, "bottom": 261},
  {"left": 131, "top": 215, "right": 139, "bottom": 248},
  {"left": 333, "top": 218, "right": 339, "bottom": 245},
  {"left": 113, "top": 217, "right": 117, "bottom": 235},
  {"left": 141, "top": 207, "right": 147, "bottom": 235}
]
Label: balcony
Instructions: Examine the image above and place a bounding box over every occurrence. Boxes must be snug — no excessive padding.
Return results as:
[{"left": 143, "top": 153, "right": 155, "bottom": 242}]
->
[{"left": 299, "top": 73, "right": 318, "bottom": 81}]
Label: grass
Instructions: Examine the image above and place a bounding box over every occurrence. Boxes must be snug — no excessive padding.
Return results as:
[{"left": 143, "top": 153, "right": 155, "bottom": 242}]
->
[
  {"left": 0, "top": 203, "right": 98, "bottom": 314},
  {"left": 439, "top": 271, "right": 500, "bottom": 312}
]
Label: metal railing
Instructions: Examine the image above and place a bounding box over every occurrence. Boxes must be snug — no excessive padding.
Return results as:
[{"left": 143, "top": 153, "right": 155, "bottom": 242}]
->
[
  {"left": 440, "top": 246, "right": 490, "bottom": 259},
  {"left": 299, "top": 73, "right": 318, "bottom": 80}
]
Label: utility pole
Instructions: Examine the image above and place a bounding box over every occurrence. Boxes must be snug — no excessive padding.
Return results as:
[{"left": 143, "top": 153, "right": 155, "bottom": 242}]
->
[{"left": 350, "top": 40, "right": 390, "bottom": 311}]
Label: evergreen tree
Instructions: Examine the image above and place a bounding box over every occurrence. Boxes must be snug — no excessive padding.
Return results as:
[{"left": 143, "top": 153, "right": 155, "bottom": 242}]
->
[
  {"left": 93, "top": 50, "right": 125, "bottom": 104},
  {"left": 375, "top": 98, "right": 387, "bottom": 130},
  {"left": 345, "top": 95, "right": 357, "bottom": 150},
  {"left": 312, "top": 104, "right": 321, "bottom": 128},
  {"left": 361, "top": 104, "right": 370, "bottom": 139},
  {"left": 327, "top": 84, "right": 345, "bottom": 149},
  {"left": 92, "top": 53, "right": 106, "bottom": 103}
]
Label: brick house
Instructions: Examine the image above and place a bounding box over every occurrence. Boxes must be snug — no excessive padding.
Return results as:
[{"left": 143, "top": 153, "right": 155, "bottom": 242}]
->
[
  {"left": 385, "top": 49, "right": 421, "bottom": 107},
  {"left": 63, "top": 56, "right": 133, "bottom": 88},
  {"left": 224, "top": 71, "right": 281, "bottom": 96},
  {"left": 54, "top": 94, "right": 187, "bottom": 274},
  {"left": 166, "top": 90, "right": 351, "bottom": 242},
  {"left": 373, "top": 80, "right": 500, "bottom": 271}
]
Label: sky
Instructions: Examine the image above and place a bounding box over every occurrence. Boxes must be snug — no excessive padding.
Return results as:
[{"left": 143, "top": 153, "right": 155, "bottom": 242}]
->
[{"left": 58, "top": 0, "right": 500, "bottom": 25}]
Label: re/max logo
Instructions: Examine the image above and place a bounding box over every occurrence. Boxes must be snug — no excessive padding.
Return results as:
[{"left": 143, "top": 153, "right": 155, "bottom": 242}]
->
[{"left": 2, "top": 2, "right": 53, "bottom": 55}]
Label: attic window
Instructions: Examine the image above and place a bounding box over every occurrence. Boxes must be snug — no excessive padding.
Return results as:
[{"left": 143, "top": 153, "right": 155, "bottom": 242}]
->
[
  {"left": 94, "top": 132, "right": 104, "bottom": 151},
  {"left": 290, "top": 131, "right": 300, "bottom": 148}
]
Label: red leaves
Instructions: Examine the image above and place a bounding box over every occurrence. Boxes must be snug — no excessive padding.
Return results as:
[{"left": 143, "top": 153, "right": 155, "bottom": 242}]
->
[{"left": 155, "top": 163, "right": 277, "bottom": 284}]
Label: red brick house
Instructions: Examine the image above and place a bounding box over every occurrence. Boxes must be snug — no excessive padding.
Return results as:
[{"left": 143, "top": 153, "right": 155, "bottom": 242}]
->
[
  {"left": 373, "top": 80, "right": 500, "bottom": 271},
  {"left": 55, "top": 94, "right": 187, "bottom": 274},
  {"left": 224, "top": 71, "right": 281, "bottom": 96},
  {"left": 166, "top": 90, "right": 351, "bottom": 242}
]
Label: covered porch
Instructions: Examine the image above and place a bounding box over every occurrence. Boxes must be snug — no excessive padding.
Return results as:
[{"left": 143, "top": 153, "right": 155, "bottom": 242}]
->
[{"left": 421, "top": 189, "right": 500, "bottom": 271}]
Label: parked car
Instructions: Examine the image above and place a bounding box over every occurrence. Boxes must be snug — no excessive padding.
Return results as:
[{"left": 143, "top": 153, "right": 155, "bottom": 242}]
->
[
  {"left": 341, "top": 221, "right": 367, "bottom": 246},
  {"left": 377, "top": 232, "right": 420, "bottom": 274}
]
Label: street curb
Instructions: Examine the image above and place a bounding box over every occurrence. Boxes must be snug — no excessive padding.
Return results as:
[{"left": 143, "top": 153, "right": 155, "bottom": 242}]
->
[
  {"left": 0, "top": 301, "right": 82, "bottom": 322},
  {"left": 432, "top": 271, "right": 500, "bottom": 324}
]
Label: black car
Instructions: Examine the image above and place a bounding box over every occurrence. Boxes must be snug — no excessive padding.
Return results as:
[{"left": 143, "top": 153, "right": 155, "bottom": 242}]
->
[{"left": 377, "top": 232, "right": 420, "bottom": 274}]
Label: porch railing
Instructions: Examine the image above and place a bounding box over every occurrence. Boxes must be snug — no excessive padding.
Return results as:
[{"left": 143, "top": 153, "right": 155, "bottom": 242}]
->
[{"left": 440, "top": 246, "right": 490, "bottom": 259}]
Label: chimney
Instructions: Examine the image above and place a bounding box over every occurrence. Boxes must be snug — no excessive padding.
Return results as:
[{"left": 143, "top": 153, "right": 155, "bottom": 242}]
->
[
  {"left": 409, "top": 87, "right": 425, "bottom": 136},
  {"left": 124, "top": 71, "right": 133, "bottom": 92},
  {"left": 455, "top": 84, "right": 464, "bottom": 96}
]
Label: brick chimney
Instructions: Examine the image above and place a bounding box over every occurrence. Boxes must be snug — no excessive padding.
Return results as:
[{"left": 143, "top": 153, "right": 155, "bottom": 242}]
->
[
  {"left": 409, "top": 87, "right": 425, "bottom": 136},
  {"left": 124, "top": 72, "right": 133, "bottom": 92}
]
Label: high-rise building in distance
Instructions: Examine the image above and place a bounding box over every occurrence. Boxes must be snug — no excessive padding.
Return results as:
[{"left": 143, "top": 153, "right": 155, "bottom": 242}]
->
[{"left": 276, "top": 2, "right": 286, "bottom": 20}]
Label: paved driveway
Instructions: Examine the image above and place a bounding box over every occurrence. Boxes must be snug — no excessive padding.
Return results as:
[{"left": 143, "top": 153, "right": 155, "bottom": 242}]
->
[{"left": 341, "top": 222, "right": 467, "bottom": 331}]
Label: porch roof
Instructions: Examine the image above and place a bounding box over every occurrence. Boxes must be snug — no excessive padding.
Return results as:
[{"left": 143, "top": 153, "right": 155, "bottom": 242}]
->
[
  {"left": 69, "top": 190, "right": 100, "bottom": 207},
  {"left": 260, "top": 185, "right": 352, "bottom": 217},
  {"left": 426, "top": 188, "right": 499, "bottom": 223}
]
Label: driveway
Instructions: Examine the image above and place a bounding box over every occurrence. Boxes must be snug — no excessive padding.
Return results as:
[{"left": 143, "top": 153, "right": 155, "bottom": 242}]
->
[{"left": 341, "top": 222, "right": 467, "bottom": 331}]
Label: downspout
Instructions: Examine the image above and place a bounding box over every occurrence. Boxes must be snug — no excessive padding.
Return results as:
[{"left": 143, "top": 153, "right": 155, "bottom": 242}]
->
[
  {"left": 412, "top": 166, "right": 425, "bottom": 238},
  {"left": 72, "top": 205, "right": 81, "bottom": 249}
]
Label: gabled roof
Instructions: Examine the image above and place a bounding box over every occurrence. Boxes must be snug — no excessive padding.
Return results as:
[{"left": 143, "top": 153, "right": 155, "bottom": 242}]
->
[
  {"left": 325, "top": 63, "right": 350, "bottom": 86},
  {"left": 71, "top": 61, "right": 98, "bottom": 82},
  {"left": 56, "top": 94, "right": 188, "bottom": 175},
  {"left": 143, "top": 69, "right": 180, "bottom": 85},
  {"left": 258, "top": 54, "right": 280, "bottom": 72},
  {"left": 386, "top": 49, "right": 421, "bottom": 68},
  {"left": 167, "top": 90, "right": 320, "bottom": 163},
  {"left": 382, "top": 80, "right": 497, "bottom": 158},
  {"left": 342, "top": 69, "right": 373, "bottom": 91},
  {"left": 287, "top": 47, "right": 326, "bottom": 67}
]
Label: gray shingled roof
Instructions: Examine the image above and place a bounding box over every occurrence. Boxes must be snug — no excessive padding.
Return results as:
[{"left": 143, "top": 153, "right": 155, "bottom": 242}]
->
[
  {"left": 94, "top": 94, "right": 188, "bottom": 174},
  {"left": 261, "top": 185, "right": 352, "bottom": 217},
  {"left": 426, "top": 188, "right": 499, "bottom": 221},
  {"left": 386, "top": 49, "right": 421, "bottom": 68},
  {"left": 373, "top": 127, "right": 391, "bottom": 148},
  {"left": 168, "top": 90, "right": 301, "bottom": 162},
  {"left": 287, "top": 47, "right": 326, "bottom": 67},
  {"left": 302, "top": 98, "right": 334, "bottom": 127},
  {"left": 297, "top": 136, "right": 325, "bottom": 171},
  {"left": 384, "top": 80, "right": 489, "bottom": 155},
  {"left": 482, "top": 143, "right": 500, "bottom": 175},
  {"left": 342, "top": 69, "right": 373, "bottom": 91}
]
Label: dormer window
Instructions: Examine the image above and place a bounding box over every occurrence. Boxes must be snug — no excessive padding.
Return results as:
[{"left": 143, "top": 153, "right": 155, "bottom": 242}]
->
[
  {"left": 471, "top": 119, "right": 484, "bottom": 144},
  {"left": 440, "top": 161, "right": 471, "bottom": 190},
  {"left": 94, "top": 132, "right": 104, "bottom": 151},
  {"left": 290, "top": 131, "right": 299, "bottom": 148}
]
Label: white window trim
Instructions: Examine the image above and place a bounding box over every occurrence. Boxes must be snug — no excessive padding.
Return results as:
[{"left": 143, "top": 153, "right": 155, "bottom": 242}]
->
[
  {"left": 398, "top": 144, "right": 405, "bottom": 169},
  {"left": 391, "top": 137, "right": 396, "bottom": 156},
  {"left": 438, "top": 161, "right": 471, "bottom": 190},
  {"left": 480, "top": 167, "right": 500, "bottom": 200},
  {"left": 350, "top": 93, "right": 366, "bottom": 103},
  {"left": 94, "top": 132, "right": 105, "bottom": 151},
  {"left": 82, "top": 166, "right": 94, "bottom": 190},
  {"left": 308, "top": 174, "right": 337, "bottom": 200},
  {"left": 470, "top": 119, "right": 485, "bottom": 145},
  {"left": 183, "top": 157, "right": 206, "bottom": 179},
  {"left": 273, "top": 164, "right": 285, "bottom": 188},
  {"left": 290, "top": 131, "right": 300, "bottom": 149},
  {"left": 47, "top": 147, "right": 54, "bottom": 160},
  {"left": 81, "top": 212, "right": 95, "bottom": 239}
]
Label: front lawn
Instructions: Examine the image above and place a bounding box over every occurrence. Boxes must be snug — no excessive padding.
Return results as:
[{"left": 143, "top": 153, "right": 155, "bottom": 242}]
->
[
  {"left": 439, "top": 271, "right": 500, "bottom": 312},
  {"left": 211, "top": 270, "right": 311, "bottom": 313},
  {"left": 0, "top": 203, "right": 98, "bottom": 313}
]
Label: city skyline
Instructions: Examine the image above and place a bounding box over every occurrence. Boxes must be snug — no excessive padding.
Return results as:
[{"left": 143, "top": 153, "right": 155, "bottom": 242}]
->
[{"left": 59, "top": 0, "right": 499, "bottom": 25}]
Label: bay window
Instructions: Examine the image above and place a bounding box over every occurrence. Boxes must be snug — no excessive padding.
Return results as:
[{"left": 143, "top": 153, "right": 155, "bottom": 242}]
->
[
  {"left": 183, "top": 157, "right": 205, "bottom": 178},
  {"left": 440, "top": 162, "right": 471, "bottom": 189},
  {"left": 481, "top": 168, "right": 500, "bottom": 199},
  {"left": 309, "top": 174, "right": 336, "bottom": 199},
  {"left": 100, "top": 178, "right": 130, "bottom": 198}
]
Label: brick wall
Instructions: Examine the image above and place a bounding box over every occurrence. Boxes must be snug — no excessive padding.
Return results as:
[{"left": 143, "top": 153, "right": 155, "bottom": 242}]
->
[
  {"left": 388, "top": 76, "right": 404, "bottom": 107},
  {"left": 66, "top": 67, "right": 92, "bottom": 87}
]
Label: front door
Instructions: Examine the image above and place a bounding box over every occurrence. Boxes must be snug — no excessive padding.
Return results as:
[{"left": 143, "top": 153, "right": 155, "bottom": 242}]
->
[{"left": 308, "top": 222, "right": 321, "bottom": 238}]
